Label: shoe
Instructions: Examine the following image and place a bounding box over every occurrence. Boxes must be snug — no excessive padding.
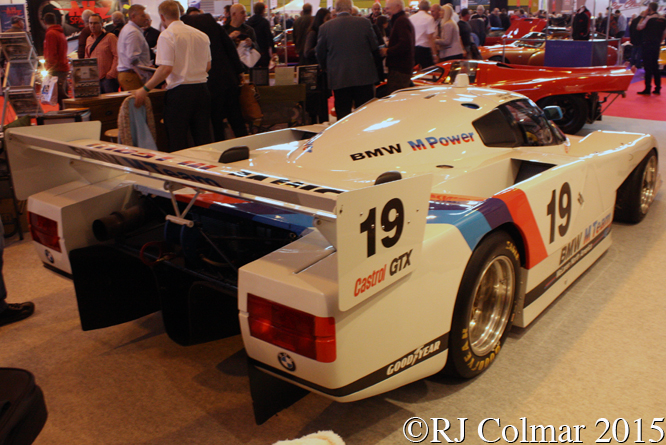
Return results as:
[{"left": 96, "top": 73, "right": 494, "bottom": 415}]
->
[
  {"left": 0, "top": 302, "right": 35, "bottom": 327},
  {"left": 637, "top": 89, "right": 651, "bottom": 95},
  {"left": 653, "top": 88, "right": 661, "bottom": 95}
]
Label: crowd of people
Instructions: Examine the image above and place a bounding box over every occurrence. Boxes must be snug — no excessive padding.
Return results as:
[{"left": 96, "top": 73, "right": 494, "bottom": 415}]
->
[
  {"left": 572, "top": 2, "right": 665, "bottom": 95},
  {"left": 30, "top": 0, "right": 666, "bottom": 153}
]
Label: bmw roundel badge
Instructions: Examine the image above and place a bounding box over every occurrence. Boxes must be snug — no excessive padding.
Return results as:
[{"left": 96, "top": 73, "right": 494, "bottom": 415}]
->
[
  {"left": 278, "top": 352, "right": 295, "bottom": 371},
  {"left": 45, "top": 250, "right": 54, "bottom": 264}
]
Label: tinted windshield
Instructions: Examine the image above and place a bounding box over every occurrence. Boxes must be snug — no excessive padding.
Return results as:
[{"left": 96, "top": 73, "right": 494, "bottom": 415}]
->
[{"left": 515, "top": 32, "right": 546, "bottom": 48}]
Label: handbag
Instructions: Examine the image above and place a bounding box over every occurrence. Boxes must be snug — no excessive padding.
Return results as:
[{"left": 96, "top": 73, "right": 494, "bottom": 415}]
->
[
  {"left": 237, "top": 44, "right": 262, "bottom": 68},
  {"left": 239, "top": 83, "right": 263, "bottom": 122},
  {"left": 40, "top": 75, "right": 58, "bottom": 106}
]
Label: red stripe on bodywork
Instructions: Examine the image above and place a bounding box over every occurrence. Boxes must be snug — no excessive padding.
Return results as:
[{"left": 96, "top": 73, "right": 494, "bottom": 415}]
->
[
  {"left": 176, "top": 192, "right": 247, "bottom": 209},
  {"left": 495, "top": 188, "right": 548, "bottom": 269}
]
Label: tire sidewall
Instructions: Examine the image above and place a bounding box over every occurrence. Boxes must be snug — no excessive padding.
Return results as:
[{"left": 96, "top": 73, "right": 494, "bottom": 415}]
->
[
  {"left": 448, "top": 231, "right": 520, "bottom": 379},
  {"left": 537, "top": 95, "right": 587, "bottom": 135},
  {"left": 615, "top": 149, "right": 658, "bottom": 224}
]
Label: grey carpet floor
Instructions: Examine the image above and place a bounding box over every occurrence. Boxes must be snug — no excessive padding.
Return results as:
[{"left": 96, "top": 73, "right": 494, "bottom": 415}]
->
[{"left": 2, "top": 116, "right": 666, "bottom": 444}]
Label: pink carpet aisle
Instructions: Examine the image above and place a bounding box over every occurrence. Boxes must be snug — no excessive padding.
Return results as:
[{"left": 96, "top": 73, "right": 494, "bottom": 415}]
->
[{"left": 604, "top": 69, "right": 666, "bottom": 121}]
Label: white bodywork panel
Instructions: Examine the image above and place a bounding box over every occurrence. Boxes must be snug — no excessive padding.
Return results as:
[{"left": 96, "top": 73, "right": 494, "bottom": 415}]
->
[{"left": 5, "top": 85, "right": 660, "bottom": 401}]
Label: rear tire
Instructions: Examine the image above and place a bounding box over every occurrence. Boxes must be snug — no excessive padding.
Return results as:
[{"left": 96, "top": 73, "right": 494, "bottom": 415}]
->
[
  {"left": 446, "top": 231, "right": 520, "bottom": 379},
  {"left": 537, "top": 95, "right": 588, "bottom": 134},
  {"left": 614, "top": 150, "right": 658, "bottom": 224}
]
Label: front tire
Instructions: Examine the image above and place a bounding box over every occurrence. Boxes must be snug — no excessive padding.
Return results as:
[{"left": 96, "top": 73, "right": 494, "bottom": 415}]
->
[
  {"left": 614, "top": 150, "right": 658, "bottom": 224},
  {"left": 446, "top": 231, "right": 520, "bottom": 379},
  {"left": 537, "top": 95, "right": 588, "bottom": 134}
]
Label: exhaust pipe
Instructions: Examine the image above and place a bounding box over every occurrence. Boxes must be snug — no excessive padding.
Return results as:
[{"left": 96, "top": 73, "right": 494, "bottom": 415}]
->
[{"left": 93, "top": 202, "right": 153, "bottom": 241}]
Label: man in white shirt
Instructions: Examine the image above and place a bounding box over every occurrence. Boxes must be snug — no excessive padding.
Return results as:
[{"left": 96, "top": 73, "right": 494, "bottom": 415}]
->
[
  {"left": 117, "top": 4, "right": 152, "bottom": 90},
  {"left": 409, "top": 0, "right": 437, "bottom": 68},
  {"left": 133, "top": 0, "right": 213, "bottom": 152}
]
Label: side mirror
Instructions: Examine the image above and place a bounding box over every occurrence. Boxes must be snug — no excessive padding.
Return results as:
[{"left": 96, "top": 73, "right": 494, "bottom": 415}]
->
[{"left": 543, "top": 105, "right": 563, "bottom": 121}]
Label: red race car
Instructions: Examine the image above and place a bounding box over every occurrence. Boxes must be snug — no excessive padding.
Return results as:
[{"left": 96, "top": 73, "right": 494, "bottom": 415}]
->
[
  {"left": 407, "top": 60, "right": 633, "bottom": 134},
  {"left": 484, "top": 17, "right": 548, "bottom": 46}
]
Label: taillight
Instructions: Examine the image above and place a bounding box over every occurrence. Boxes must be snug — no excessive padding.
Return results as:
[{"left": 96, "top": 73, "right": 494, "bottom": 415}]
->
[
  {"left": 28, "top": 212, "right": 61, "bottom": 252},
  {"left": 247, "top": 293, "right": 336, "bottom": 363}
]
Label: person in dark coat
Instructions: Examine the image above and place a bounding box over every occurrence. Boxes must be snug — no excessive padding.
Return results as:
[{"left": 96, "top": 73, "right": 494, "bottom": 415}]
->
[
  {"left": 500, "top": 8, "right": 510, "bottom": 30},
  {"left": 105, "top": 11, "right": 125, "bottom": 37},
  {"left": 246, "top": 2, "right": 274, "bottom": 67},
  {"left": 78, "top": 10, "right": 94, "bottom": 59},
  {"left": 316, "top": 0, "right": 379, "bottom": 119},
  {"left": 142, "top": 13, "right": 160, "bottom": 64},
  {"left": 381, "top": 0, "right": 414, "bottom": 95},
  {"left": 636, "top": 2, "right": 666, "bottom": 95},
  {"left": 182, "top": 13, "right": 249, "bottom": 140},
  {"left": 572, "top": 6, "right": 591, "bottom": 40},
  {"left": 293, "top": 3, "right": 313, "bottom": 63},
  {"left": 628, "top": 14, "right": 643, "bottom": 68}
]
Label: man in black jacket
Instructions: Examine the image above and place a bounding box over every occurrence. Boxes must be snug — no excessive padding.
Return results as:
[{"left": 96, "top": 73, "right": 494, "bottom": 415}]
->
[
  {"left": 382, "top": 0, "right": 414, "bottom": 94},
  {"left": 247, "top": 2, "right": 274, "bottom": 67},
  {"left": 182, "top": 13, "right": 249, "bottom": 139},
  {"left": 636, "top": 2, "right": 666, "bottom": 95}
]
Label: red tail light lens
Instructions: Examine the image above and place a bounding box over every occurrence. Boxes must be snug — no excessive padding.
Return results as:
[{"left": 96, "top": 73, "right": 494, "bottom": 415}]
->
[
  {"left": 248, "top": 293, "right": 336, "bottom": 363},
  {"left": 28, "top": 212, "right": 61, "bottom": 252}
]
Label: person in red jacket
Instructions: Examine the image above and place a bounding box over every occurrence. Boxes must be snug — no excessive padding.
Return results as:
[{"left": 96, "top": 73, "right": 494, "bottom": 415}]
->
[{"left": 43, "top": 12, "right": 69, "bottom": 109}]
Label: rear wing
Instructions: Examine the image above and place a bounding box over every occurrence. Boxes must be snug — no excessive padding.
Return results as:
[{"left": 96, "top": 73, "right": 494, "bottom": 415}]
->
[{"left": 6, "top": 122, "right": 431, "bottom": 311}]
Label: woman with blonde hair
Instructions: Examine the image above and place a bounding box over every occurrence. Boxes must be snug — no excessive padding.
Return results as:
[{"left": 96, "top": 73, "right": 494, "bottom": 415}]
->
[{"left": 436, "top": 4, "right": 464, "bottom": 61}]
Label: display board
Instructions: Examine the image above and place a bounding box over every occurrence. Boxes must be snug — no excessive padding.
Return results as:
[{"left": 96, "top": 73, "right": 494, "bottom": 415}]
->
[{"left": 71, "top": 59, "right": 101, "bottom": 98}]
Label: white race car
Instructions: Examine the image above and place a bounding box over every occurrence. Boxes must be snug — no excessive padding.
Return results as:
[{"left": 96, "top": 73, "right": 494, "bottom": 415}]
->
[{"left": 7, "top": 82, "right": 659, "bottom": 422}]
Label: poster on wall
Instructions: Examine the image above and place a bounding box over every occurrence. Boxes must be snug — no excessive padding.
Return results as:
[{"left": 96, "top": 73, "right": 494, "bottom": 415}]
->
[{"left": 0, "top": 4, "right": 27, "bottom": 32}]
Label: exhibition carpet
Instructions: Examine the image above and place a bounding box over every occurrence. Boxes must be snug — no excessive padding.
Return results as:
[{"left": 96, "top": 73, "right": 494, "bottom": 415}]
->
[{"left": 604, "top": 69, "right": 666, "bottom": 121}]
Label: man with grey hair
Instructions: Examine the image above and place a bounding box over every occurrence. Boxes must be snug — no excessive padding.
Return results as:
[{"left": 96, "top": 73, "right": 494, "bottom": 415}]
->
[
  {"left": 316, "top": 0, "right": 379, "bottom": 119},
  {"left": 380, "top": 0, "right": 414, "bottom": 94},
  {"left": 78, "top": 9, "right": 94, "bottom": 58},
  {"left": 367, "top": 2, "right": 382, "bottom": 24},
  {"left": 117, "top": 4, "right": 152, "bottom": 90},
  {"left": 470, "top": 5, "right": 487, "bottom": 45},
  {"left": 105, "top": 10, "right": 126, "bottom": 36},
  {"left": 431, "top": 4, "right": 442, "bottom": 22},
  {"left": 409, "top": 0, "right": 436, "bottom": 67}
]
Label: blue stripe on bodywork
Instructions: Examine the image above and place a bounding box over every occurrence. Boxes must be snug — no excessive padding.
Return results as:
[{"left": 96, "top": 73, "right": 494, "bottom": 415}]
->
[{"left": 427, "top": 198, "right": 514, "bottom": 250}]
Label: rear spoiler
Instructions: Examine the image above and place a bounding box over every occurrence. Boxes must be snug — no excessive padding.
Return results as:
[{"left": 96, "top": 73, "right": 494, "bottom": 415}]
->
[{"left": 6, "top": 122, "right": 431, "bottom": 311}]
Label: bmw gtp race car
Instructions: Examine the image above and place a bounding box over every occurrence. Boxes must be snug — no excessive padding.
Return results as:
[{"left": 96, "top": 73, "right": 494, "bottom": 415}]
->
[{"left": 6, "top": 79, "right": 659, "bottom": 422}]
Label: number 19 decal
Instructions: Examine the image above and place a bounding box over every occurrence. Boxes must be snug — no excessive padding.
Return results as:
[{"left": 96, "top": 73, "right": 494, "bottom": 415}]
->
[
  {"left": 546, "top": 182, "right": 571, "bottom": 244},
  {"left": 360, "top": 198, "right": 404, "bottom": 257}
]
